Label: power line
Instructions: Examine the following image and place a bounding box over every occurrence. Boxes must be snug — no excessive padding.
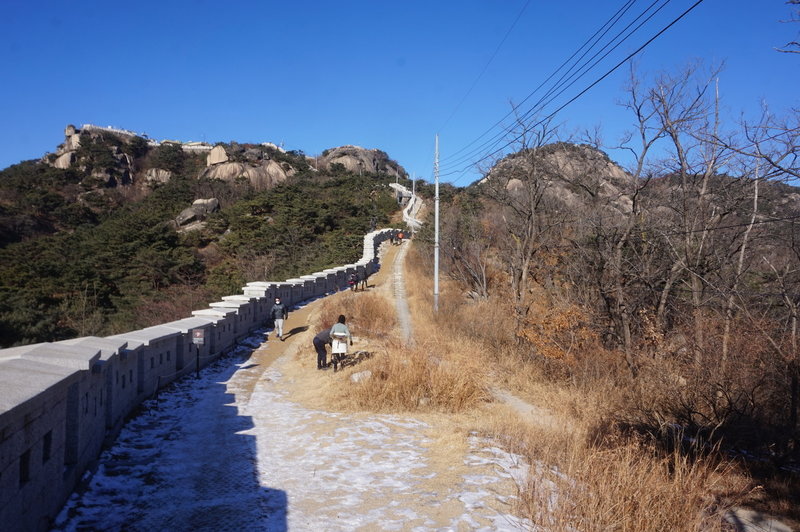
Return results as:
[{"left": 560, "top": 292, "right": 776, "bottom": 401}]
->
[
  {"left": 439, "top": 0, "right": 642, "bottom": 168},
  {"left": 444, "top": 0, "right": 698, "bottom": 181},
  {"left": 438, "top": 0, "right": 668, "bottom": 175},
  {"left": 439, "top": 0, "right": 660, "bottom": 173},
  {"left": 439, "top": 0, "right": 707, "bottom": 184},
  {"left": 438, "top": 0, "right": 533, "bottom": 133}
]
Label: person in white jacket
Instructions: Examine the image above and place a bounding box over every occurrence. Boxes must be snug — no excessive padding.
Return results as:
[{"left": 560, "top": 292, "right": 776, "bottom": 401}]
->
[{"left": 329, "top": 315, "right": 352, "bottom": 372}]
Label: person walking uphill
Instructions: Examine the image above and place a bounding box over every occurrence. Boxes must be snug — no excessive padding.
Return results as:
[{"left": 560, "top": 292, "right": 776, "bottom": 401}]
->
[
  {"left": 270, "top": 297, "right": 288, "bottom": 341},
  {"left": 313, "top": 329, "right": 331, "bottom": 370}
]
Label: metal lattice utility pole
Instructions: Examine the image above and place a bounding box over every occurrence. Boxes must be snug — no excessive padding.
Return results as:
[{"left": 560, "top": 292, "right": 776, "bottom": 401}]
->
[{"left": 433, "top": 135, "right": 440, "bottom": 313}]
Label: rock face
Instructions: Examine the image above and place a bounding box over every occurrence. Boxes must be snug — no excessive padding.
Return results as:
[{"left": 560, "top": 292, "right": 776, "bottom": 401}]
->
[
  {"left": 202, "top": 161, "right": 294, "bottom": 190},
  {"left": 175, "top": 198, "right": 220, "bottom": 226},
  {"left": 486, "top": 143, "right": 635, "bottom": 216},
  {"left": 53, "top": 152, "right": 75, "bottom": 169},
  {"left": 48, "top": 125, "right": 82, "bottom": 168},
  {"left": 207, "top": 145, "right": 229, "bottom": 166},
  {"left": 318, "top": 145, "right": 405, "bottom": 178},
  {"left": 144, "top": 168, "right": 172, "bottom": 184}
]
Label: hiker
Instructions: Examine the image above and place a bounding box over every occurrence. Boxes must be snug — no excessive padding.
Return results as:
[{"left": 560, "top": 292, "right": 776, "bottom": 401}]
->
[
  {"left": 358, "top": 270, "right": 368, "bottom": 291},
  {"left": 313, "top": 329, "right": 331, "bottom": 370},
  {"left": 329, "top": 314, "right": 352, "bottom": 372},
  {"left": 270, "top": 297, "right": 288, "bottom": 341},
  {"left": 348, "top": 272, "right": 358, "bottom": 291}
]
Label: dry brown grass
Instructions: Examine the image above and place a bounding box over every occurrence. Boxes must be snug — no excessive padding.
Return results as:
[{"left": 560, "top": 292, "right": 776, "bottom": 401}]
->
[
  {"left": 334, "top": 339, "right": 491, "bottom": 412},
  {"left": 517, "top": 440, "right": 746, "bottom": 532},
  {"left": 315, "top": 290, "right": 397, "bottom": 339},
  {"left": 394, "top": 241, "right": 755, "bottom": 529},
  {"left": 464, "top": 408, "right": 747, "bottom": 531}
]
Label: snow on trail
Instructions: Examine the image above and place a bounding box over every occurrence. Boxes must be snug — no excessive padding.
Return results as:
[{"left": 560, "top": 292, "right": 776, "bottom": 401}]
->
[{"left": 53, "top": 333, "right": 533, "bottom": 531}]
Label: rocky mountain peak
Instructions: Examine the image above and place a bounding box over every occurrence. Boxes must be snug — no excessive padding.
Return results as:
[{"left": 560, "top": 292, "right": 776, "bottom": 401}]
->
[{"left": 318, "top": 145, "right": 406, "bottom": 178}]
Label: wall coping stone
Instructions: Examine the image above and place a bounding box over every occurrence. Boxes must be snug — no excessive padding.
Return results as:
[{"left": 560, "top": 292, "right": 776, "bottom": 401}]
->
[
  {"left": 161, "top": 317, "right": 218, "bottom": 334},
  {"left": 58, "top": 336, "right": 130, "bottom": 361},
  {"left": 20, "top": 344, "right": 101, "bottom": 371},
  {"left": 0, "top": 358, "right": 80, "bottom": 413},
  {"left": 109, "top": 325, "right": 182, "bottom": 346}
]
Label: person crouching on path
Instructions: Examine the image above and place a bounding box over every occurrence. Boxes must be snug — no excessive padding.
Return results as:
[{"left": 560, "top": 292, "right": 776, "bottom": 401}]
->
[
  {"left": 313, "top": 329, "right": 331, "bottom": 370},
  {"left": 270, "top": 297, "right": 288, "bottom": 341},
  {"left": 329, "top": 314, "right": 352, "bottom": 372}
]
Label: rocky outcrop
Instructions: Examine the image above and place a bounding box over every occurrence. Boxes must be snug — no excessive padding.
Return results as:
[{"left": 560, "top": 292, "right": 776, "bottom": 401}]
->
[
  {"left": 318, "top": 145, "right": 405, "bottom": 178},
  {"left": 47, "top": 125, "right": 82, "bottom": 168},
  {"left": 202, "top": 161, "right": 294, "bottom": 190},
  {"left": 62, "top": 128, "right": 82, "bottom": 152},
  {"left": 144, "top": 168, "right": 172, "bottom": 184},
  {"left": 175, "top": 198, "right": 220, "bottom": 227},
  {"left": 54, "top": 152, "right": 75, "bottom": 169},
  {"left": 485, "top": 143, "right": 635, "bottom": 216},
  {"left": 207, "top": 145, "right": 229, "bottom": 166}
]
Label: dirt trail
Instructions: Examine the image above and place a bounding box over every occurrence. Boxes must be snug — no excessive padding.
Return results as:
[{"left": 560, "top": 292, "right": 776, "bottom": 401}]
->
[
  {"left": 55, "top": 241, "right": 531, "bottom": 531},
  {"left": 392, "top": 241, "right": 414, "bottom": 345}
]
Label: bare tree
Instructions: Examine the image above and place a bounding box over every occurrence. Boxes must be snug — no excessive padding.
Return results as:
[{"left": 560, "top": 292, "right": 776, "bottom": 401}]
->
[
  {"left": 441, "top": 197, "right": 492, "bottom": 300},
  {"left": 568, "top": 64, "right": 667, "bottom": 375},
  {"left": 777, "top": 0, "right": 800, "bottom": 54},
  {"left": 740, "top": 105, "right": 800, "bottom": 182},
  {"left": 237, "top": 249, "right": 276, "bottom": 282},
  {"left": 480, "top": 116, "right": 563, "bottom": 338},
  {"left": 645, "top": 63, "right": 753, "bottom": 367}
]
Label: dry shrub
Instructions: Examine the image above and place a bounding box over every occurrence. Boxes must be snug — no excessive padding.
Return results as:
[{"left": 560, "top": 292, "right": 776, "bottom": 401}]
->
[
  {"left": 518, "top": 300, "right": 600, "bottom": 363},
  {"left": 471, "top": 408, "right": 746, "bottom": 531},
  {"left": 338, "top": 339, "right": 491, "bottom": 413},
  {"left": 517, "top": 439, "right": 746, "bottom": 532},
  {"left": 596, "top": 315, "right": 793, "bottom": 455},
  {"left": 316, "top": 291, "right": 396, "bottom": 339}
]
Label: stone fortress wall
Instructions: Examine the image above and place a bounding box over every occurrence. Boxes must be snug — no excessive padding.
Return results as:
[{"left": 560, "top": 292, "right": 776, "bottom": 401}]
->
[
  {"left": 389, "top": 182, "right": 423, "bottom": 232},
  {"left": 81, "top": 124, "right": 213, "bottom": 151},
  {"left": 0, "top": 184, "right": 418, "bottom": 531}
]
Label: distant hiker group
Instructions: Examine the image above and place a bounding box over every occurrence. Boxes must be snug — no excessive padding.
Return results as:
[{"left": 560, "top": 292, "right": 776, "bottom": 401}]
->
[
  {"left": 263, "top": 234, "right": 411, "bottom": 370},
  {"left": 348, "top": 271, "right": 368, "bottom": 291}
]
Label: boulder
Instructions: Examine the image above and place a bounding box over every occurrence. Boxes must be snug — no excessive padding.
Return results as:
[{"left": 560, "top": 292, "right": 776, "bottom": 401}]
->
[
  {"left": 63, "top": 131, "right": 81, "bottom": 152},
  {"left": 350, "top": 370, "right": 372, "bottom": 383},
  {"left": 207, "top": 145, "right": 229, "bottom": 166},
  {"left": 175, "top": 198, "right": 220, "bottom": 226},
  {"left": 506, "top": 178, "right": 524, "bottom": 192},
  {"left": 319, "top": 145, "right": 405, "bottom": 178},
  {"left": 202, "top": 161, "right": 293, "bottom": 190}
]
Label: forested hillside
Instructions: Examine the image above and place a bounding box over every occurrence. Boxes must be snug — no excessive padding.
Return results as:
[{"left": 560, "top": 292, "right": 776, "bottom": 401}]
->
[{"left": 0, "top": 129, "right": 405, "bottom": 347}]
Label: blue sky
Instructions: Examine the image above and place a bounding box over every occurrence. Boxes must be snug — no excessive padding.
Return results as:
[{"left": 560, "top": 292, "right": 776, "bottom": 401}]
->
[{"left": 1, "top": 0, "right": 797, "bottom": 185}]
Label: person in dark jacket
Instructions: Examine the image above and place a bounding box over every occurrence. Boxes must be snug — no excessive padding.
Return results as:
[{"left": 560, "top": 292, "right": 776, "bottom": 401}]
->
[
  {"left": 270, "top": 297, "right": 288, "bottom": 341},
  {"left": 313, "top": 329, "right": 331, "bottom": 369}
]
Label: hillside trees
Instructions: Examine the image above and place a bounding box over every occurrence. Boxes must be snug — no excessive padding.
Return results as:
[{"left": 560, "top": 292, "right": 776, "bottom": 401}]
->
[
  {"left": 481, "top": 120, "right": 569, "bottom": 339},
  {"left": 440, "top": 190, "right": 493, "bottom": 300}
]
